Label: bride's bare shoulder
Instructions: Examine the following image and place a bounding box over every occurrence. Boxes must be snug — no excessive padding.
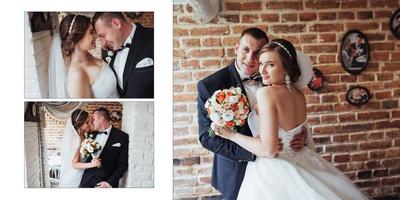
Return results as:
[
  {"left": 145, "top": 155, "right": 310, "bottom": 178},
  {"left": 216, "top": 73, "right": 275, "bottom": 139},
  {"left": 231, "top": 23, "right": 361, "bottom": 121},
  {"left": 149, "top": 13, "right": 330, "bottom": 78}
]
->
[
  {"left": 68, "top": 65, "right": 88, "bottom": 82},
  {"left": 256, "top": 86, "right": 278, "bottom": 98}
]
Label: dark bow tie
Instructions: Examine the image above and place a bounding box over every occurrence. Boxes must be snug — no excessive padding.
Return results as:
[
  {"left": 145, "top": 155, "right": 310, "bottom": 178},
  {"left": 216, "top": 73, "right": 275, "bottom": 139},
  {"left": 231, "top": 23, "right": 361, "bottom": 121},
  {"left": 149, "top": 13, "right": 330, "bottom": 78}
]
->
[
  {"left": 116, "top": 43, "right": 131, "bottom": 52},
  {"left": 242, "top": 75, "right": 262, "bottom": 82},
  {"left": 99, "top": 131, "right": 108, "bottom": 135}
]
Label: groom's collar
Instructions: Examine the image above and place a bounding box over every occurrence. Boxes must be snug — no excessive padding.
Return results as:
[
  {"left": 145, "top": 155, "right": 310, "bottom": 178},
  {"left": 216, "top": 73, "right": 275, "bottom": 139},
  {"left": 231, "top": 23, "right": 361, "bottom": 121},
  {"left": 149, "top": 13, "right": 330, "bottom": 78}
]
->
[
  {"left": 234, "top": 59, "right": 258, "bottom": 80},
  {"left": 99, "top": 125, "right": 113, "bottom": 135},
  {"left": 123, "top": 23, "right": 136, "bottom": 47}
]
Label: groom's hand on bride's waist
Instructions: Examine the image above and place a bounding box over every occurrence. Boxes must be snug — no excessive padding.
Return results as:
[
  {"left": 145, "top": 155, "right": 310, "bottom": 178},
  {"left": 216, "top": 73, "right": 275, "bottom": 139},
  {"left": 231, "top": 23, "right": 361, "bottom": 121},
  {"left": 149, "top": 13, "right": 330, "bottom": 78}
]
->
[
  {"left": 95, "top": 181, "right": 112, "bottom": 188},
  {"left": 290, "top": 127, "right": 308, "bottom": 152}
]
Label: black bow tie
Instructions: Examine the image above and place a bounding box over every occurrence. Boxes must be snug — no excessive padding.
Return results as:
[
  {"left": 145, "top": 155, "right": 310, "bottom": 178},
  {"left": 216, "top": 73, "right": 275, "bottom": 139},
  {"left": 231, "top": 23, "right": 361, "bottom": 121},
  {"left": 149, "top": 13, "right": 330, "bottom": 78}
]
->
[
  {"left": 242, "top": 75, "right": 262, "bottom": 82},
  {"left": 116, "top": 43, "right": 131, "bottom": 52},
  {"left": 99, "top": 131, "right": 108, "bottom": 135}
]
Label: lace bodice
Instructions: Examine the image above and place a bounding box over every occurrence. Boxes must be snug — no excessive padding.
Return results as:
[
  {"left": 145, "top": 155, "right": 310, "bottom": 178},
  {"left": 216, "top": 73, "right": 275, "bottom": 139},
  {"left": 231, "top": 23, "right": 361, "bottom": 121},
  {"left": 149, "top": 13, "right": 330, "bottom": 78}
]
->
[{"left": 91, "top": 63, "right": 119, "bottom": 98}]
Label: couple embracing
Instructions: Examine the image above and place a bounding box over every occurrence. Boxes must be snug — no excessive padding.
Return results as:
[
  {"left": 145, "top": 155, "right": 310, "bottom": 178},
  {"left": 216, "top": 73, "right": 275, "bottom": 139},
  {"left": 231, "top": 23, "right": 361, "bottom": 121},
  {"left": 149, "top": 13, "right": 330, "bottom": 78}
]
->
[
  {"left": 49, "top": 12, "right": 153, "bottom": 98},
  {"left": 59, "top": 107, "right": 128, "bottom": 188},
  {"left": 197, "top": 28, "right": 369, "bottom": 200}
]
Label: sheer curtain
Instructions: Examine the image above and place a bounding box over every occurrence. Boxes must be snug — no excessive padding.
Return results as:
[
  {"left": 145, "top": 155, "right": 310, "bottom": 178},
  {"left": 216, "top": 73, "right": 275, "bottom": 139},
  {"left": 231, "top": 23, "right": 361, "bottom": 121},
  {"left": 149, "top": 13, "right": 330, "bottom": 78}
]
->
[{"left": 41, "top": 102, "right": 85, "bottom": 119}]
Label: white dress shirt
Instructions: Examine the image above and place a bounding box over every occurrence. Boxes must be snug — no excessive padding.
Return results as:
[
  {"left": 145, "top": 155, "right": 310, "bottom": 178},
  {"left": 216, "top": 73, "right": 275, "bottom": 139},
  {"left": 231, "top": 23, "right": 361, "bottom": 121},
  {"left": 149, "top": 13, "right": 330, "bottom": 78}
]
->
[
  {"left": 113, "top": 24, "right": 136, "bottom": 89},
  {"left": 95, "top": 125, "right": 112, "bottom": 156},
  {"left": 235, "top": 62, "right": 262, "bottom": 111}
]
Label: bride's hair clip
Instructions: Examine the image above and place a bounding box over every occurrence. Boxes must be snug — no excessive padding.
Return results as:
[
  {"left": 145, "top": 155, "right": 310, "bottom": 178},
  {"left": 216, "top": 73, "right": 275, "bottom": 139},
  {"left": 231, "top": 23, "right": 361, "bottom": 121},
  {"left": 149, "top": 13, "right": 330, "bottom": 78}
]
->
[
  {"left": 68, "top": 15, "right": 77, "bottom": 35},
  {"left": 272, "top": 41, "right": 292, "bottom": 60},
  {"left": 75, "top": 109, "right": 83, "bottom": 122}
]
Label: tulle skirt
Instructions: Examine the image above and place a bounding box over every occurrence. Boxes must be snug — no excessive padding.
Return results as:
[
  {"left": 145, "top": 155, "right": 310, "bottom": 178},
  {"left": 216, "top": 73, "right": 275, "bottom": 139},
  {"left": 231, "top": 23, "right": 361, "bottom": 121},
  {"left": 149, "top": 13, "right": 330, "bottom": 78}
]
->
[{"left": 237, "top": 148, "right": 370, "bottom": 200}]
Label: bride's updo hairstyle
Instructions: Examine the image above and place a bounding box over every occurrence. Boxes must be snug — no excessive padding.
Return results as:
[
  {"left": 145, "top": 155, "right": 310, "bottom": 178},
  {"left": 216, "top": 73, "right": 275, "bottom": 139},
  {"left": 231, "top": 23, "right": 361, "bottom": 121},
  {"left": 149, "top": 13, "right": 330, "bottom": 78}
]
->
[
  {"left": 59, "top": 14, "right": 91, "bottom": 56},
  {"left": 258, "top": 39, "right": 301, "bottom": 83},
  {"left": 71, "top": 109, "right": 89, "bottom": 132}
]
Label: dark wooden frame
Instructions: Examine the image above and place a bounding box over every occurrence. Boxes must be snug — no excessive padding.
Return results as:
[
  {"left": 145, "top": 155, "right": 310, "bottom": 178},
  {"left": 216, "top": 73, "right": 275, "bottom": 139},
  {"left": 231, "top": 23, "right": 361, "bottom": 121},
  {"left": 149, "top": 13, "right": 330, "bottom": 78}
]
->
[
  {"left": 340, "top": 29, "right": 369, "bottom": 75},
  {"left": 346, "top": 85, "right": 371, "bottom": 106}
]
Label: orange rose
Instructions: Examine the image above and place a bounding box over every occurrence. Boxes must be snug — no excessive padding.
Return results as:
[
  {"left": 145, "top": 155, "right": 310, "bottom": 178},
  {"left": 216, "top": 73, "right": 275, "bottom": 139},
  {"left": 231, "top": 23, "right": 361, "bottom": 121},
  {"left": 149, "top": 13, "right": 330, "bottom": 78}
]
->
[
  {"left": 217, "top": 92, "right": 225, "bottom": 104},
  {"left": 231, "top": 103, "right": 239, "bottom": 111},
  {"left": 226, "top": 121, "right": 235, "bottom": 128}
]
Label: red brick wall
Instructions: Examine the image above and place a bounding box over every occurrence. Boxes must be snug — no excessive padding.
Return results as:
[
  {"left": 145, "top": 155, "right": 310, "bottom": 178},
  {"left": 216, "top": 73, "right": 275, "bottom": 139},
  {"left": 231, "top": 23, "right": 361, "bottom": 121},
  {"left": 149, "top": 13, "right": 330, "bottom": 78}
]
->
[
  {"left": 173, "top": 0, "right": 400, "bottom": 199},
  {"left": 127, "top": 12, "right": 154, "bottom": 28},
  {"left": 44, "top": 102, "right": 123, "bottom": 158}
]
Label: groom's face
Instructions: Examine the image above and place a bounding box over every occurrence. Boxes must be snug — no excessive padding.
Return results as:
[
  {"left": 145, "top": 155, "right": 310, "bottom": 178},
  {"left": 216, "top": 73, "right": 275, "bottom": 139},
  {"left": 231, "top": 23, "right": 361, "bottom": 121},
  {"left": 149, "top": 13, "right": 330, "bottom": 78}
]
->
[
  {"left": 94, "top": 18, "right": 124, "bottom": 51},
  {"left": 235, "top": 34, "right": 267, "bottom": 76},
  {"left": 92, "top": 112, "right": 103, "bottom": 131}
]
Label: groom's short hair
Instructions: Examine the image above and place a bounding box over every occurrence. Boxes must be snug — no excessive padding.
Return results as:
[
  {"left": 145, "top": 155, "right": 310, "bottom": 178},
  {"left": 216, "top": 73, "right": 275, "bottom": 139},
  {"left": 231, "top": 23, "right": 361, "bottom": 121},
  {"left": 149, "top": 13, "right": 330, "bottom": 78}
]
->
[
  {"left": 240, "top": 27, "right": 269, "bottom": 42},
  {"left": 94, "top": 107, "right": 111, "bottom": 122},
  {"left": 92, "top": 12, "right": 127, "bottom": 27}
]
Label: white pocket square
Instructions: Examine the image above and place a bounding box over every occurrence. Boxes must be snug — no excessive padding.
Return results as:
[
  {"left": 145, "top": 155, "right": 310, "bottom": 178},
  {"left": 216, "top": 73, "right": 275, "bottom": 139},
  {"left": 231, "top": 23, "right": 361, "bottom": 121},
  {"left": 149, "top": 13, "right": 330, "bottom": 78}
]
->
[
  {"left": 136, "top": 57, "right": 153, "bottom": 68},
  {"left": 112, "top": 143, "right": 121, "bottom": 147}
]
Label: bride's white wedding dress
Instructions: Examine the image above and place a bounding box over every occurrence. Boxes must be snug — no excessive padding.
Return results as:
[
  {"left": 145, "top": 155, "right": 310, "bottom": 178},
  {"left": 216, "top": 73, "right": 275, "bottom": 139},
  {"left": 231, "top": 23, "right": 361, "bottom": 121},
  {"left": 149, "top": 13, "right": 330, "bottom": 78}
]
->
[
  {"left": 91, "top": 63, "right": 119, "bottom": 98},
  {"left": 237, "top": 112, "right": 369, "bottom": 200}
]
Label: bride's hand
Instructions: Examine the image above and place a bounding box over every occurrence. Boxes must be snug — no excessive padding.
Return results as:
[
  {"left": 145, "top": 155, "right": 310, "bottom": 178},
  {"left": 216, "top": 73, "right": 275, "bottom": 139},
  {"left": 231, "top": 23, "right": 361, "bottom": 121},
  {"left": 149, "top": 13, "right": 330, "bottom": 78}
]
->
[
  {"left": 214, "top": 126, "right": 236, "bottom": 140},
  {"left": 290, "top": 127, "right": 307, "bottom": 152},
  {"left": 91, "top": 158, "right": 102, "bottom": 168}
]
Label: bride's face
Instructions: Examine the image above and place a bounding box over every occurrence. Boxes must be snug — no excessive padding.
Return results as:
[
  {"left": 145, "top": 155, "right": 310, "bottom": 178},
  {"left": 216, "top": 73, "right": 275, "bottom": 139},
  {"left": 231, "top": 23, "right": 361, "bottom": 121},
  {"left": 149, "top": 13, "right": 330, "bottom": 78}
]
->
[
  {"left": 259, "top": 50, "right": 286, "bottom": 85},
  {"left": 77, "top": 25, "right": 97, "bottom": 51},
  {"left": 79, "top": 118, "right": 92, "bottom": 135}
]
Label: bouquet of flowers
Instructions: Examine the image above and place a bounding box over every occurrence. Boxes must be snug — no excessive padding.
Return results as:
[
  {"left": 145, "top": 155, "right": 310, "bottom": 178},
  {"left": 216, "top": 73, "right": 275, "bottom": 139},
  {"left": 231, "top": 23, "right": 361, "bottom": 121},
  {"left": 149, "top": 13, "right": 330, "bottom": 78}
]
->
[
  {"left": 205, "top": 87, "right": 250, "bottom": 137},
  {"left": 80, "top": 136, "right": 102, "bottom": 161}
]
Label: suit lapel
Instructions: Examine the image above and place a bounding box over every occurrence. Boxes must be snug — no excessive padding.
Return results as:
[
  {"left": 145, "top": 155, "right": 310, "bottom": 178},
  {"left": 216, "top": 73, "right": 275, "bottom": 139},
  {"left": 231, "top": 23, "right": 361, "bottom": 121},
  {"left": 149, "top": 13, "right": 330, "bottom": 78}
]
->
[
  {"left": 121, "top": 23, "right": 144, "bottom": 97},
  {"left": 108, "top": 51, "right": 123, "bottom": 96}
]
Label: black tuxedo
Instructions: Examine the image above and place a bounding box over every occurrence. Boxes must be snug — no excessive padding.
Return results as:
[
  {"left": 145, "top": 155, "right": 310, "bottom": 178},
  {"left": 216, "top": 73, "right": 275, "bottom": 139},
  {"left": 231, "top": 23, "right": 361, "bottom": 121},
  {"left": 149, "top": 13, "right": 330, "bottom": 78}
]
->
[
  {"left": 109, "top": 23, "right": 154, "bottom": 98},
  {"left": 197, "top": 61, "right": 255, "bottom": 200},
  {"left": 79, "top": 127, "right": 129, "bottom": 188}
]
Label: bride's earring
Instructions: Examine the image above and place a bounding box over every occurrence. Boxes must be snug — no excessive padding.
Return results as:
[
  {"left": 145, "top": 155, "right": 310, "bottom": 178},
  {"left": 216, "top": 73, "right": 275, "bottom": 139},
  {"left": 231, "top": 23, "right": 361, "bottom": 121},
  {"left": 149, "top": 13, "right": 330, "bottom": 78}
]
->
[{"left": 285, "top": 74, "right": 293, "bottom": 93}]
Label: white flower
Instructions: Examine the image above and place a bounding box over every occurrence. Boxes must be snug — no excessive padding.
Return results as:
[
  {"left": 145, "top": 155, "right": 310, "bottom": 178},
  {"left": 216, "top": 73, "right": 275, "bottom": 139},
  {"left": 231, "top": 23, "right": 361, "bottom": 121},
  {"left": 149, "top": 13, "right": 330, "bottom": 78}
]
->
[
  {"left": 222, "top": 110, "right": 234, "bottom": 121},
  {"left": 235, "top": 87, "right": 242, "bottom": 95},
  {"left": 229, "top": 96, "right": 239, "bottom": 104},
  {"left": 107, "top": 51, "right": 114, "bottom": 56},
  {"left": 209, "top": 112, "right": 221, "bottom": 122},
  {"left": 105, "top": 57, "right": 112, "bottom": 63},
  {"left": 215, "top": 119, "right": 226, "bottom": 127}
]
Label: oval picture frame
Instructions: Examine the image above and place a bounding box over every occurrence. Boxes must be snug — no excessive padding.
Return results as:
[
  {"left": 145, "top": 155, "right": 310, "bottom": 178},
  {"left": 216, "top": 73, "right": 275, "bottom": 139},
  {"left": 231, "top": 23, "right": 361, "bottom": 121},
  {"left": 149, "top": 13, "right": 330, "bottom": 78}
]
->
[
  {"left": 110, "top": 111, "right": 123, "bottom": 122},
  {"left": 307, "top": 67, "right": 324, "bottom": 91},
  {"left": 389, "top": 8, "right": 400, "bottom": 39},
  {"left": 340, "top": 29, "right": 369, "bottom": 75},
  {"left": 346, "top": 86, "right": 371, "bottom": 106}
]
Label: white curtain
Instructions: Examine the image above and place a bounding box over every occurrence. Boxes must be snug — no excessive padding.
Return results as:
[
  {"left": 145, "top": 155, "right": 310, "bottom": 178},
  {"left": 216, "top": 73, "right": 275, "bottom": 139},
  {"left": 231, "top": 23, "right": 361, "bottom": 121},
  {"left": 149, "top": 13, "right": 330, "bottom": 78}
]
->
[{"left": 41, "top": 102, "right": 86, "bottom": 120}]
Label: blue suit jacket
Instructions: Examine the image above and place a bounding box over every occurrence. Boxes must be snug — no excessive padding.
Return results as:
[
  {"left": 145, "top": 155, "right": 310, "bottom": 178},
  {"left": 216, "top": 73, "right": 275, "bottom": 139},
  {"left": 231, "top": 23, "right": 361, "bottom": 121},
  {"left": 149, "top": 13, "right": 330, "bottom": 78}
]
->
[{"left": 197, "top": 61, "right": 255, "bottom": 200}]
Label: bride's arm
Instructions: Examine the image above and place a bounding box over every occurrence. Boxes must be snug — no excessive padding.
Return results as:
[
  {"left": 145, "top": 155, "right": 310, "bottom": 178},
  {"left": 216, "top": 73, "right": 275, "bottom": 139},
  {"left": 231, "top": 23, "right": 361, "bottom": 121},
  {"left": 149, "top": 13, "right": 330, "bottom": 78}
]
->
[
  {"left": 67, "top": 67, "right": 94, "bottom": 98},
  {"left": 217, "top": 88, "right": 280, "bottom": 157},
  {"left": 71, "top": 149, "right": 100, "bottom": 169}
]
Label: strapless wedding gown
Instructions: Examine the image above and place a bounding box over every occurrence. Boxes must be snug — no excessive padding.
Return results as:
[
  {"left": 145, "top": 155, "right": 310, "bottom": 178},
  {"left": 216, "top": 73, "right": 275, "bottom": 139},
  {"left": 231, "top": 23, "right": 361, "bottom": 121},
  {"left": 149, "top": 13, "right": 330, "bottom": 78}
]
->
[
  {"left": 237, "top": 112, "right": 369, "bottom": 200},
  {"left": 91, "top": 63, "right": 119, "bottom": 98}
]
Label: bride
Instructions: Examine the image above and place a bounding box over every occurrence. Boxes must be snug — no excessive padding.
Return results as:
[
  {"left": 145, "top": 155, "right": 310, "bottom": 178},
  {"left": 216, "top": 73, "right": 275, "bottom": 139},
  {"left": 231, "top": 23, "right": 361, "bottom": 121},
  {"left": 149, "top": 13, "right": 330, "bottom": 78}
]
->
[
  {"left": 49, "top": 14, "right": 119, "bottom": 98},
  {"left": 216, "top": 39, "right": 369, "bottom": 199},
  {"left": 59, "top": 109, "right": 101, "bottom": 187}
]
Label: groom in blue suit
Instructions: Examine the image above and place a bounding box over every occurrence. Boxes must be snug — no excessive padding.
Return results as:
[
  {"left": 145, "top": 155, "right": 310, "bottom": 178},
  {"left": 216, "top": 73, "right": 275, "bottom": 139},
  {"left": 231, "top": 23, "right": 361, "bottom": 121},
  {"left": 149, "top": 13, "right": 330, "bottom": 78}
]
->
[{"left": 197, "top": 28, "right": 308, "bottom": 200}]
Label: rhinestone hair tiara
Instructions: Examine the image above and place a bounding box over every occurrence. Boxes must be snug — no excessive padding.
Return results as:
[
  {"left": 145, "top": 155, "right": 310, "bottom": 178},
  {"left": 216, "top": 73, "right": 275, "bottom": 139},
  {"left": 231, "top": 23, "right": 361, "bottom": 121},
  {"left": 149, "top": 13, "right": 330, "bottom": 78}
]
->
[
  {"left": 271, "top": 41, "right": 292, "bottom": 60},
  {"left": 68, "top": 15, "right": 77, "bottom": 35}
]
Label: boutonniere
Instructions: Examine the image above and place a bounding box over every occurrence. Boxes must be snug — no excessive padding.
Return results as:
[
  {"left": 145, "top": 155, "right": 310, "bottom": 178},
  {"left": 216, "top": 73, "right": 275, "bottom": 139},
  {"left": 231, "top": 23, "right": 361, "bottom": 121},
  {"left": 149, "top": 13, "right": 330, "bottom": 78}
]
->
[{"left": 102, "top": 48, "right": 114, "bottom": 64}]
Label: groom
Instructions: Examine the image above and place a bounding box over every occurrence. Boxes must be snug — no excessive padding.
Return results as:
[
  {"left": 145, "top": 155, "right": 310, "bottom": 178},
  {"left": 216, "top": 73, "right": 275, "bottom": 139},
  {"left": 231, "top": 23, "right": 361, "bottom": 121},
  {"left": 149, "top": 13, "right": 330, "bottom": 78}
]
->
[
  {"left": 93, "top": 12, "right": 154, "bottom": 98},
  {"left": 80, "top": 107, "right": 129, "bottom": 188},
  {"left": 197, "top": 28, "right": 311, "bottom": 200}
]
